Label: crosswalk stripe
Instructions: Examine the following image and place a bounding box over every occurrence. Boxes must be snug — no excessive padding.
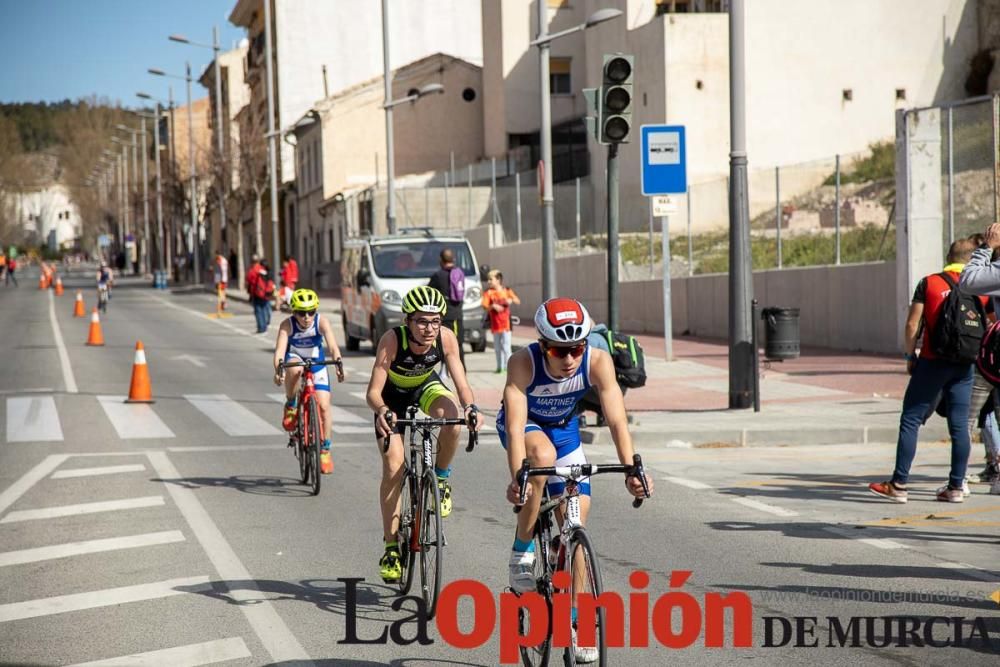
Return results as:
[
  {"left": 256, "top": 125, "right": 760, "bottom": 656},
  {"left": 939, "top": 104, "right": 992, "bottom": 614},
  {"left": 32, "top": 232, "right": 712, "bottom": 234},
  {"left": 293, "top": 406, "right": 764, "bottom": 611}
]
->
[
  {"left": 0, "top": 496, "right": 165, "bottom": 524},
  {"left": 0, "top": 530, "right": 185, "bottom": 567},
  {"left": 97, "top": 396, "right": 175, "bottom": 439},
  {"left": 51, "top": 464, "right": 146, "bottom": 479},
  {"left": 0, "top": 455, "right": 70, "bottom": 516},
  {"left": 69, "top": 637, "right": 252, "bottom": 667},
  {"left": 348, "top": 391, "right": 368, "bottom": 402},
  {"left": 0, "top": 575, "right": 210, "bottom": 623},
  {"left": 184, "top": 394, "right": 281, "bottom": 436},
  {"left": 6, "top": 396, "right": 63, "bottom": 442},
  {"left": 267, "top": 392, "right": 368, "bottom": 424}
]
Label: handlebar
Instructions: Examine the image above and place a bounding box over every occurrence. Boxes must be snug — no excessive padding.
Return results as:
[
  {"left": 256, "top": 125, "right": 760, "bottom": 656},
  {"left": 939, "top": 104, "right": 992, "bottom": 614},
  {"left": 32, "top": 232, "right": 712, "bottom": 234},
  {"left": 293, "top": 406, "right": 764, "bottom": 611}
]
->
[
  {"left": 279, "top": 358, "right": 343, "bottom": 370},
  {"left": 513, "top": 453, "right": 650, "bottom": 512},
  {"left": 379, "top": 408, "right": 480, "bottom": 453}
]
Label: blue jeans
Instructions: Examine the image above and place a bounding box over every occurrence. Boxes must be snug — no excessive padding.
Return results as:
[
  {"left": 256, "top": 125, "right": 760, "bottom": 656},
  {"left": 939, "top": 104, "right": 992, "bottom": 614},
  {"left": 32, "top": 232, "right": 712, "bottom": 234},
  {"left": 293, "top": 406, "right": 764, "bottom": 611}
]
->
[
  {"left": 892, "top": 358, "right": 973, "bottom": 488},
  {"left": 253, "top": 298, "right": 270, "bottom": 333}
]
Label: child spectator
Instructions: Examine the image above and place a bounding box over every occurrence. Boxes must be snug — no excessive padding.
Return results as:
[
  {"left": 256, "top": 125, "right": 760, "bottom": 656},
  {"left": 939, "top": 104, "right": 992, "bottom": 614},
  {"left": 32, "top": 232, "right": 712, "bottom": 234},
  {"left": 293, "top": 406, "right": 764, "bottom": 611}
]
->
[{"left": 482, "top": 269, "right": 520, "bottom": 373}]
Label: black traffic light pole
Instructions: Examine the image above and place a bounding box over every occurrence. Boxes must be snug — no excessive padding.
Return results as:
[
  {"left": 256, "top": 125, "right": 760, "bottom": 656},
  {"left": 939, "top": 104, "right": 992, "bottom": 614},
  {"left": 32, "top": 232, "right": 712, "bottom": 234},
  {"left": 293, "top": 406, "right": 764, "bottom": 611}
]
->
[{"left": 608, "top": 142, "right": 620, "bottom": 331}]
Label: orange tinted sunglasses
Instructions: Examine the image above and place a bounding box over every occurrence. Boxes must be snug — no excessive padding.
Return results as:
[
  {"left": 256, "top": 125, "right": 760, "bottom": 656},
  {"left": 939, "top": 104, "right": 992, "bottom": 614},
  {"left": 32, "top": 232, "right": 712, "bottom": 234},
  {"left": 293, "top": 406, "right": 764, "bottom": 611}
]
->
[{"left": 542, "top": 341, "right": 586, "bottom": 359}]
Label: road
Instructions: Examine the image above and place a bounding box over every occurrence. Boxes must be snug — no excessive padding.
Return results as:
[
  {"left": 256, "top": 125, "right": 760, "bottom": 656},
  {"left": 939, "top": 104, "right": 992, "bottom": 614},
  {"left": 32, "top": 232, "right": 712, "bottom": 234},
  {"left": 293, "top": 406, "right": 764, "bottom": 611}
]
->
[{"left": 1, "top": 267, "right": 998, "bottom": 666}]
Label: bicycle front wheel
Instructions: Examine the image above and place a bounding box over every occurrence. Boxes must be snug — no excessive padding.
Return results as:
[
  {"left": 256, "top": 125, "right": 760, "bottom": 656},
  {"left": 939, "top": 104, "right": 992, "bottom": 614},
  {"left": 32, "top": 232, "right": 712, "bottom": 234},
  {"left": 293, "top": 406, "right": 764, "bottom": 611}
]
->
[
  {"left": 418, "top": 470, "right": 443, "bottom": 619},
  {"left": 519, "top": 524, "right": 554, "bottom": 667},
  {"left": 566, "top": 528, "right": 606, "bottom": 666},
  {"left": 296, "top": 406, "right": 308, "bottom": 484},
  {"left": 307, "top": 396, "right": 321, "bottom": 496},
  {"left": 396, "top": 468, "right": 417, "bottom": 596}
]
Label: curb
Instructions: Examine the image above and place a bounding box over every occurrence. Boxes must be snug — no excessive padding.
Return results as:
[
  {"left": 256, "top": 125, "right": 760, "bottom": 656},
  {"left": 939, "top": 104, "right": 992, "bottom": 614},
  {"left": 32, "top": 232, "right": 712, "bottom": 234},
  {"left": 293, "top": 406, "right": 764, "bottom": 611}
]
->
[{"left": 581, "top": 423, "right": 951, "bottom": 448}]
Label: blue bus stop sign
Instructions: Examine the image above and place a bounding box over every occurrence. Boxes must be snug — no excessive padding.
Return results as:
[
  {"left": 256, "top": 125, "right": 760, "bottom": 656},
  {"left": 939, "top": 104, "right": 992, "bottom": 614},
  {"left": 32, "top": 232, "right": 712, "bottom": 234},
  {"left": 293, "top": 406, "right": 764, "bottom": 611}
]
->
[{"left": 641, "top": 125, "right": 687, "bottom": 196}]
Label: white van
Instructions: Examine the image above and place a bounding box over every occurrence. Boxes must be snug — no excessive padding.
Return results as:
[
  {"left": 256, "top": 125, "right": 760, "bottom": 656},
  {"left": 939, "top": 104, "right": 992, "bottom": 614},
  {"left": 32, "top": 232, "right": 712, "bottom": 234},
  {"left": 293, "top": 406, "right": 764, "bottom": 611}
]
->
[{"left": 340, "top": 230, "right": 486, "bottom": 353}]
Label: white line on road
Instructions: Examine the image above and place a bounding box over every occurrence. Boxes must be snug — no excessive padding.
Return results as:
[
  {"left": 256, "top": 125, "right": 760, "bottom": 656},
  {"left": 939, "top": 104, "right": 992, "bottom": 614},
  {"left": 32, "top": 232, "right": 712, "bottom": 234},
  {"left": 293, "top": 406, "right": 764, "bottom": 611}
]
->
[
  {"left": 0, "top": 387, "right": 54, "bottom": 395},
  {"left": 168, "top": 441, "right": 369, "bottom": 452},
  {"left": 731, "top": 497, "right": 799, "bottom": 517},
  {"left": 0, "top": 496, "right": 164, "bottom": 524},
  {"left": 146, "top": 452, "right": 308, "bottom": 663},
  {"left": 6, "top": 396, "right": 64, "bottom": 442},
  {"left": 349, "top": 391, "right": 368, "bottom": 402},
  {"left": 98, "top": 396, "right": 176, "bottom": 439},
  {"left": 267, "top": 392, "right": 367, "bottom": 424},
  {"left": 51, "top": 463, "right": 146, "bottom": 479},
  {"left": 69, "top": 637, "right": 252, "bottom": 667},
  {"left": 184, "top": 394, "right": 281, "bottom": 436},
  {"left": 0, "top": 575, "right": 210, "bottom": 623},
  {"left": 823, "top": 526, "right": 906, "bottom": 549},
  {"left": 663, "top": 476, "right": 713, "bottom": 490},
  {"left": 0, "top": 530, "right": 185, "bottom": 567},
  {"left": 48, "top": 289, "right": 78, "bottom": 394},
  {"left": 0, "top": 455, "right": 70, "bottom": 516},
  {"left": 148, "top": 294, "right": 255, "bottom": 339}
]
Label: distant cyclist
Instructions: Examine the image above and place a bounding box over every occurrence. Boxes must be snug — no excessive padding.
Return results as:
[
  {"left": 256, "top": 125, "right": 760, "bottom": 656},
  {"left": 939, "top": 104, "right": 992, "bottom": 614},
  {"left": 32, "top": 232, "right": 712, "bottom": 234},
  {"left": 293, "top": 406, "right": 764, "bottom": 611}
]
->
[
  {"left": 96, "top": 261, "right": 114, "bottom": 311},
  {"left": 273, "top": 288, "right": 345, "bottom": 475},
  {"left": 366, "top": 285, "right": 481, "bottom": 583},
  {"left": 499, "top": 299, "right": 653, "bottom": 636}
]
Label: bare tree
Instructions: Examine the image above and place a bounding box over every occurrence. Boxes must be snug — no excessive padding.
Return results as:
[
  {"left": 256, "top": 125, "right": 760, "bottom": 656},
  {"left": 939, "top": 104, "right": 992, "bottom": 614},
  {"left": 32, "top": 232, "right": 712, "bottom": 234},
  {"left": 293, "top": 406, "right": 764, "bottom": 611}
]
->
[{"left": 230, "top": 105, "right": 269, "bottom": 286}]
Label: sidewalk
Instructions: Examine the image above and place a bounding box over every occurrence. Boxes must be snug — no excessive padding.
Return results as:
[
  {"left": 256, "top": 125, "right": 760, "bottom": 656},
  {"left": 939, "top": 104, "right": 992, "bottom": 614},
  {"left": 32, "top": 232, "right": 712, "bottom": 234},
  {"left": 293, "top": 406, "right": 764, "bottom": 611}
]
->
[{"left": 225, "top": 288, "right": 931, "bottom": 449}]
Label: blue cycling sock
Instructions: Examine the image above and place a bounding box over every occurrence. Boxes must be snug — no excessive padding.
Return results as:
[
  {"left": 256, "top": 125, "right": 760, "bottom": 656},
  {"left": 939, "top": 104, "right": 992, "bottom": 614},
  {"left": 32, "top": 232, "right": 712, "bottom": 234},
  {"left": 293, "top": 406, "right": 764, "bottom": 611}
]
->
[
  {"left": 285, "top": 397, "right": 296, "bottom": 408},
  {"left": 435, "top": 466, "right": 451, "bottom": 479},
  {"left": 321, "top": 439, "right": 331, "bottom": 451},
  {"left": 512, "top": 536, "right": 535, "bottom": 553},
  {"left": 571, "top": 607, "right": 578, "bottom": 625}
]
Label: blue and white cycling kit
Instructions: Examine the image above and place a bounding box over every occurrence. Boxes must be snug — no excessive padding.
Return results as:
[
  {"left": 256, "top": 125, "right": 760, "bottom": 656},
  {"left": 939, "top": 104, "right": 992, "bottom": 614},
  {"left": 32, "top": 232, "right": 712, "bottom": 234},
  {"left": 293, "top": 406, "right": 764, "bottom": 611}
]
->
[
  {"left": 497, "top": 342, "right": 593, "bottom": 496},
  {"left": 285, "top": 314, "right": 329, "bottom": 391}
]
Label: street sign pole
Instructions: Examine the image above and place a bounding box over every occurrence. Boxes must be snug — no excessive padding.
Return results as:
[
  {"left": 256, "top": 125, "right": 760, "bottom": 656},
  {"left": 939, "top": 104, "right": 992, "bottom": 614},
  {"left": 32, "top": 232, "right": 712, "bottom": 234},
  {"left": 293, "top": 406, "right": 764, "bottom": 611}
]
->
[{"left": 641, "top": 125, "right": 686, "bottom": 361}]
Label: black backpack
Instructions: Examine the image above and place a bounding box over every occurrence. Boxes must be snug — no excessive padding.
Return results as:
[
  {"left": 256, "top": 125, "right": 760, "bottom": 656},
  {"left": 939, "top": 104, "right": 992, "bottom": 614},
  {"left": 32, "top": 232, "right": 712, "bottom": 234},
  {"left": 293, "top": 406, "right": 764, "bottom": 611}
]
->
[
  {"left": 604, "top": 330, "right": 647, "bottom": 388},
  {"left": 930, "top": 272, "right": 986, "bottom": 364}
]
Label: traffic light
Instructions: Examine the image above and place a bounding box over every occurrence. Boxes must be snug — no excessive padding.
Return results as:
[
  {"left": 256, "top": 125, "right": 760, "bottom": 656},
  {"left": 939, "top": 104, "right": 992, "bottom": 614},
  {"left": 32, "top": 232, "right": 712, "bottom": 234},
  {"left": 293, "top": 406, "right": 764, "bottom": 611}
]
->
[{"left": 601, "top": 54, "right": 633, "bottom": 144}]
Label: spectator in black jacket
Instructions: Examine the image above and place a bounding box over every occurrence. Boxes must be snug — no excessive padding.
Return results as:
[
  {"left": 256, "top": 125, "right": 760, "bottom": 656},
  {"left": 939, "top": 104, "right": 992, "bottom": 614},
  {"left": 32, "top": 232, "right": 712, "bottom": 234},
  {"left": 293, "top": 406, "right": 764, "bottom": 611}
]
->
[{"left": 427, "top": 249, "right": 465, "bottom": 370}]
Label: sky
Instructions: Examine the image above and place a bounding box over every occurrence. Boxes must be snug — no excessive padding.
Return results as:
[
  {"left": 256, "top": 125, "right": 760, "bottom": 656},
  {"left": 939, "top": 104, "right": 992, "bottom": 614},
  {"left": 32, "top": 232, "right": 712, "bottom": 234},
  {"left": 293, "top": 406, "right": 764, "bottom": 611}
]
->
[{"left": 0, "top": 0, "right": 247, "bottom": 106}]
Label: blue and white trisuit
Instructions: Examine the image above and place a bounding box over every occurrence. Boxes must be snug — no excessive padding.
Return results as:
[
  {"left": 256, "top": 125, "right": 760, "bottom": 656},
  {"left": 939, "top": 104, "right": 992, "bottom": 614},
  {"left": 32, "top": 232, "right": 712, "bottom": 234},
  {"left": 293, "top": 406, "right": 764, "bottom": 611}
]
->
[{"left": 285, "top": 313, "right": 330, "bottom": 391}]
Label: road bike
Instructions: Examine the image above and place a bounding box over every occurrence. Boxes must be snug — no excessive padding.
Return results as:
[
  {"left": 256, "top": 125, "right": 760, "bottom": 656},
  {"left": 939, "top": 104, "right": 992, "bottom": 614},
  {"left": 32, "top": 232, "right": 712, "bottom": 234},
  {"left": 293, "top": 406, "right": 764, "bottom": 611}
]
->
[
  {"left": 97, "top": 283, "right": 110, "bottom": 313},
  {"left": 383, "top": 405, "right": 479, "bottom": 618},
  {"left": 279, "top": 358, "right": 342, "bottom": 496},
  {"left": 514, "top": 454, "right": 650, "bottom": 666}
]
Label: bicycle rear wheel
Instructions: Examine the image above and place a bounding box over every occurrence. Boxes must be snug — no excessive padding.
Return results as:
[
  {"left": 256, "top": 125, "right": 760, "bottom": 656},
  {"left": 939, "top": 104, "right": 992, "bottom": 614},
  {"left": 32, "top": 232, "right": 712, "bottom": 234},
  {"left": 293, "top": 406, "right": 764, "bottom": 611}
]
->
[
  {"left": 418, "top": 470, "right": 443, "bottom": 619},
  {"left": 566, "top": 528, "right": 606, "bottom": 666},
  {"left": 396, "top": 468, "right": 417, "bottom": 596},
  {"left": 307, "top": 396, "right": 321, "bottom": 496},
  {"left": 519, "top": 523, "right": 553, "bottom": 667}
]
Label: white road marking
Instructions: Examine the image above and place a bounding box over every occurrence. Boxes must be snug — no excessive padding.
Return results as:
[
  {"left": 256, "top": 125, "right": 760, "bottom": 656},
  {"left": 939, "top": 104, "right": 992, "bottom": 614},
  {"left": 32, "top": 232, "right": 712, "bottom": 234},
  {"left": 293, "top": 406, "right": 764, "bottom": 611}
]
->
[
  {"left": 51, "top": 464, "right": 146, "bottom": 479},
  {"left": 98, "top": 396, "right": 175, "bottom": 439},
  {"left": 731, "top": 497, "right": 799, "bottom": 517},
  {"left": 663, "top": 475, "right": 712, "bottom": 490},
  {"left": 172, "top": 354, "right": 207, "bottom": 368},
  {"left": 267, "top": 392, "right": 367, "bottom": 423},
  {"left": 148, "top": 294, "right": 256, "bottom": 339},
  {"left": 0, "top": 575, "right": 210, "bottom": 622},
  {"left": 0, "top": 530, "right": 185, "bottom": 567},
  {"left": 184, "top": 394, "right": 281, "bottom": 436},
  {"left": 48, "top": 289, "right": 78, "bottom": 394},
  {"left": 0, "top": 496, "right": 164, "bottom": 524},
  {"left": 69, "top": 637, "right": 251, "bottom": 667},
  {"left": 6, "top": 396, "right": 64, "bottom": 442},
  {"left": 937, "top": 562, "right": 975, "bottom": 569},
  {"left": 857, "top": 538, "right": 907, "bottom": 550},
  {"left": 0, "top": 388, "right": 55, "bottom": 395},
  {"left": 349, "top": 391, "right": 368, "bottom": 402},
  {"left": 146, "top": 452, "right": 308, "bottom": 662},
  {"left": 0, "top": 454, "right": 70, "bottom": 515},
  {"left": 168, "top": 441, "right": 370, "bottom": 452}
]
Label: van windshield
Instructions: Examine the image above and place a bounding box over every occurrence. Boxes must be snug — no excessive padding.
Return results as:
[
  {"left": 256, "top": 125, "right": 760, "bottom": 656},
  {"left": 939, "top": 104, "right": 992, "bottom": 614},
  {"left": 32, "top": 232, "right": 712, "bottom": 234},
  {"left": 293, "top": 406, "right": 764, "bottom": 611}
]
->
[{"left": 370, "top": 242, "right": 475, "bottom": 279}]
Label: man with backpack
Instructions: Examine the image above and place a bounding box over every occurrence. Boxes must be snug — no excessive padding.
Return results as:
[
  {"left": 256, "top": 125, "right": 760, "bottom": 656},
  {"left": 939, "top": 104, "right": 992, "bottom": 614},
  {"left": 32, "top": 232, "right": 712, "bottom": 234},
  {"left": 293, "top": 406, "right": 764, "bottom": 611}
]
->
[
  {"left": 427, "top": 248, "right": 466, "bottom": 370},
  {"left": 869, "top": 238, "right": 987, "bottom": 504}
]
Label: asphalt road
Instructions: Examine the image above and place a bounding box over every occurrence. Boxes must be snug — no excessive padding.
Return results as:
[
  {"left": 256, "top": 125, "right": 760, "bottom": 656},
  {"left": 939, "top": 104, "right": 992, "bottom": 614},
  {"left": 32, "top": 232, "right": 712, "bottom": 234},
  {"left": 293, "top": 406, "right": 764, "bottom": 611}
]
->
[{"left": 1, "top": 266, "right": 998, "bottom": 666}]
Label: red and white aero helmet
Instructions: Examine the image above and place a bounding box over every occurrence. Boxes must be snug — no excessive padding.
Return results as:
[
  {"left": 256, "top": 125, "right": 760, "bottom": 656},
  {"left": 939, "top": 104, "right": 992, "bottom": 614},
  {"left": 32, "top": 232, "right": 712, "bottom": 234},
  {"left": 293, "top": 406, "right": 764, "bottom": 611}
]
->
[{"left": 534, "top": 298, "right": 593, "bottom": 344}]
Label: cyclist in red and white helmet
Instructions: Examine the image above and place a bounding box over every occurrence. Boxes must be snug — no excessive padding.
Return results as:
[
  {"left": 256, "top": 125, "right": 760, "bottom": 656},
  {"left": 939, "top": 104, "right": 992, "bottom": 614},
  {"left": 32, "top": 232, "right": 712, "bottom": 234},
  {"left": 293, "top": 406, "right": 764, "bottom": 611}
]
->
[{"left": 497, "top": 298, "right": 653, "bottom": 614}]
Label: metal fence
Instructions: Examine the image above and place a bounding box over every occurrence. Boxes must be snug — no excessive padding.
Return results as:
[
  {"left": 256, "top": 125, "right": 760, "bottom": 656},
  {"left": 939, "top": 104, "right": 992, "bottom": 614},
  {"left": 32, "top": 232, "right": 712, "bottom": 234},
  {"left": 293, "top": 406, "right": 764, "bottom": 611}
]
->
[{"left": 941, "top": 96, "right": 997, "bottom": 248}]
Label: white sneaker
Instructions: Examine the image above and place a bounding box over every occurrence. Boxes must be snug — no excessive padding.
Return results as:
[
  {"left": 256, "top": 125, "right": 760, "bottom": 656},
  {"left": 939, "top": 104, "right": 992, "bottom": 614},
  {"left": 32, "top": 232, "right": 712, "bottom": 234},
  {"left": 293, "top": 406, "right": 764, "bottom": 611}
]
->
[
  {"left": 937, "top": 481, "right": 971, "bottom": 498},
  {"left": 508, "top": 549, "right": 536, "bottom": 594},
  {"left": 571, "top": 627, "right": 599, "bottom": 664}
]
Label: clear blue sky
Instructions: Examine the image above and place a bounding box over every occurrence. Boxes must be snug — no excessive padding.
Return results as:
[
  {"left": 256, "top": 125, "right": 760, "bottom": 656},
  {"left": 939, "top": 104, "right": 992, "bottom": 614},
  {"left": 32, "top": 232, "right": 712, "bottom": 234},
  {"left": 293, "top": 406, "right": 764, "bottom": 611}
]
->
[{"left": 0, "top": 0, "right": 247, "bottom": 106}]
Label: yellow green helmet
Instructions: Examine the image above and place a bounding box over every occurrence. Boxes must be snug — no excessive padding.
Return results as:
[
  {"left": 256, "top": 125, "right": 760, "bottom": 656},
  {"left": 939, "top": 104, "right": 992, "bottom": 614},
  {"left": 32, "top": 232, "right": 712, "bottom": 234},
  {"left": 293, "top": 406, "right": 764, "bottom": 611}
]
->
[
  {"left": 289, "top": 288, "right": 319, "bottom": 312},
  {"left": 402, "top": 286, "right": 447, "bottom": 316}
]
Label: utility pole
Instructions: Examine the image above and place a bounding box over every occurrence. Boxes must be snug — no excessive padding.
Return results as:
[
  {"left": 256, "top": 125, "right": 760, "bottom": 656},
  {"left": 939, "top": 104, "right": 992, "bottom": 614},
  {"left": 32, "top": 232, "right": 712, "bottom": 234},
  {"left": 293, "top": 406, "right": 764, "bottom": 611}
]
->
[{"left": 728, "top": 0, "right": 754, "bottom": 409}]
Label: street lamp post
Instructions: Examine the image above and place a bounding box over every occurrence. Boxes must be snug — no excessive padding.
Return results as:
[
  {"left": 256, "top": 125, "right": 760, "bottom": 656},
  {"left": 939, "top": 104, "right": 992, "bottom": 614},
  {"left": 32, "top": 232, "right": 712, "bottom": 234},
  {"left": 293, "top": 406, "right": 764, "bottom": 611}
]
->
[
  {"left": 530, "top": 6, "right": 621, "bottom": 300},
  {"left": 264, "top": 0, "right": 280, "bottom": 274},
  {"left": 382, "top": 82, "right": 445, "bottom": 235},
  {"left": 149, "top": 64, "right": 199, "bottom": 285},
  {"left": 169, "top": 28, "right": 227, "bottom": 260},
  {"left": 137, "top": 93, "right": 166, "bottom": 273},
  {"left": 110, "top": 136, "right": 130, "bottom": 258},
  {"left": 118, "top": 122, "right": 149, "bottom": 275}
]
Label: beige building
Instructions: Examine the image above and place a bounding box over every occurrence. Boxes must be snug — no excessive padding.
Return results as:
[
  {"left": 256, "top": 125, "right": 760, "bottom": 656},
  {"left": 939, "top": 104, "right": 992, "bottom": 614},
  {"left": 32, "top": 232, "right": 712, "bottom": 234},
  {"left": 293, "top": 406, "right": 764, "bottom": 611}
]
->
[
  {"left": 482, "top": 0, "right": 981, "bottom": 233},
  {"left": 287, "top": 53, "right": 485, "bottom": 286},
  {"left": 171, "top": 97, "right": 212, "bottom": 182}
]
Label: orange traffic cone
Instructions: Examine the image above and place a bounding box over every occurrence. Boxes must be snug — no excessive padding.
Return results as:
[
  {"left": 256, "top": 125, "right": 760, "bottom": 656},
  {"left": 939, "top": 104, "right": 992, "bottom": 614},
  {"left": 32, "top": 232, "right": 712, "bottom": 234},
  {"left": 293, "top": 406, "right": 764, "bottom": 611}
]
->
[
  {"left": 54, "top": 276, "right": 64, "bottom": 296},
  {"left": 73, "top": 291, "right": 86, "bottom": 317},
  {"left": 85, "top": 308, "right": 105, "bottom": 346},
  {"left": 38, "top": 274, "right": 47, "bottom": 290},
  {"left": 125, "top": 341, "right": 154, "bottom": 403}
]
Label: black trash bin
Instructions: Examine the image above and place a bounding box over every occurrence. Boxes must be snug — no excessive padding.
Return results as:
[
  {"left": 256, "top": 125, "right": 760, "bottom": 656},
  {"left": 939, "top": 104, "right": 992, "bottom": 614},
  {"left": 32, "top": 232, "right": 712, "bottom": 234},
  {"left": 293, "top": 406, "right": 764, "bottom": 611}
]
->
[{"left": 761, "top": 307, "right": 800, "bottom": 360}]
